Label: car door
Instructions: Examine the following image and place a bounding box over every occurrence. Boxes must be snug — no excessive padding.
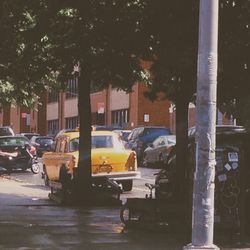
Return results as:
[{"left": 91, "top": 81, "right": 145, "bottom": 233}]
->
[
  {"left": 150, "top": 137, "right": 162, "bottom": 163},
  {"left": 44, "top": 137, "right": 66, "bottom": 181}
]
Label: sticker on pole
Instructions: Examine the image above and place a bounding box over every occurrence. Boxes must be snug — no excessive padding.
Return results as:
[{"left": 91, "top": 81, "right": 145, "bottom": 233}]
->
[
  {"left": 228, "top": 152, "right": 238, "bottom": 162},
  {"left": 218, "top": 174, "right": 227, "bottom": 182}
]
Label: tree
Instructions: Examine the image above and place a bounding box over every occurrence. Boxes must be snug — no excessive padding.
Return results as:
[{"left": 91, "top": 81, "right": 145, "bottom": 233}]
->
[
  {"left": 0, "top": 0, "right": 60, "bottom": 107},
  {"left": 217, "top": 0, "right": 250, "bottom": 129},
  {"left": 136, "top": 1, "right": 199, "bottom": 207},
  {"left": 0, "top": 0, "right": 147, "bottom": 201}
]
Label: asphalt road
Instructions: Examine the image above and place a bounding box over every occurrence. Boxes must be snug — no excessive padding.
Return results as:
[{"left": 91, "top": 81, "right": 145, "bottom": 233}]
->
[{"left": 0, "top": 160, "right": 161, "bottom": 199}]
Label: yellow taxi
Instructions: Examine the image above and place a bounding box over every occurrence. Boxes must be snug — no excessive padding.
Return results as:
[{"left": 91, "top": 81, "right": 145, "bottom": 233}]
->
[{"left": 42, "top": 130, "right": 140, "bottom": 191}]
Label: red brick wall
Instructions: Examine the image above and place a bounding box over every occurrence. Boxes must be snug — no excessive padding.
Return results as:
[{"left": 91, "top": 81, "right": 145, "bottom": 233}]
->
[
  {"left": 137, "top": 83, "right": 171, "bottom": 128},
  {"left": 129, "top": 84, "right": 139, "bottom": 128}
]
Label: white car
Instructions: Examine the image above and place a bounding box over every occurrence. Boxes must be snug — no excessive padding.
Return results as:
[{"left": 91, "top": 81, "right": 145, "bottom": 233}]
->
[{"left": 142, "top": 135, "right": 176, "bottom": 168}]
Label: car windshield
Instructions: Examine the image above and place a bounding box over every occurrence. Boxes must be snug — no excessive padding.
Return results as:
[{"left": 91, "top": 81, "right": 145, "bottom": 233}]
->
[
  {"left": 24, "top": 134, "right": 39, "bottom": 140},
  {"left": 92, "top": 135, "right": 114, "bottom": 148},
  {"left": 69, "top": 135, "right": 125, "bottom": 151},
  {"left": 0, "top": 127, "right": 13, "bottom": 136},
  {"left": 0, "top": 137, "right": 29, "bottom": 146},
  {"left": 142, "top": 128, "right": 172, "bottom": 142}
]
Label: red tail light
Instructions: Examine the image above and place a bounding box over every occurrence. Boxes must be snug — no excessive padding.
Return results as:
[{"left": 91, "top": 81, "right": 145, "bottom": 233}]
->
[{"left": 30, "top": 145, "right": 37, "bottom": 156}]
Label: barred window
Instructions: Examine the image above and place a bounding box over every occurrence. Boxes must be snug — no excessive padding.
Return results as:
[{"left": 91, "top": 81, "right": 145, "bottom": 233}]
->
[
  {"left": 48, "top": 119, "right": 59, "bottom": 136},
  {"left": 111, "top": 109, "right": 129, "bottom": 127},
  {"left": 66, "top": 77, "right": 78, "bottom": 99},
  {"left": 48, "top": 90, "right": 59, "bottom": 103},
  {"left": 66, "top": 116, "right": 79, "bottom": 129}
]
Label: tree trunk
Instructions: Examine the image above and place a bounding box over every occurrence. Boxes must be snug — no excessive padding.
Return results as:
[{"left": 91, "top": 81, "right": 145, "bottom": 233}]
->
[
  {"left": 74, "top": 65, "right": 92, "bottom": 201},
  {"left": 175, "top": 91, "right": 189, "bottom": 207}
]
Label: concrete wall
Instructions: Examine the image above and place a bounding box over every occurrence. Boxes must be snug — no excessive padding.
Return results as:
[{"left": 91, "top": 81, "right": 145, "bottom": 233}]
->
[
  {"left": 110, "top": 89, "right": 129, "bottom": 110},
  {"left": 64, "top": 98, "right": 78, "bottom": 118},
  {"left": 47, "top": 102, "right": 59, "bottom": 120}
]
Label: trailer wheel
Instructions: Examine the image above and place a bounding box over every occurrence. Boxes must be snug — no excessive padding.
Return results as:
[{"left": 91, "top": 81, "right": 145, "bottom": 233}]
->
[
  {"left": 121, "top": 180, "right": 133, "bottom": 192},
  {"left": 59, "top": 165, "right": 72, "bottom": 202}
]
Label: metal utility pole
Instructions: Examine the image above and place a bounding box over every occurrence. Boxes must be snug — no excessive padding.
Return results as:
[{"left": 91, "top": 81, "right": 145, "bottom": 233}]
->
[{"left": 184, "top": 0, "right": 219, "bottom": 249}]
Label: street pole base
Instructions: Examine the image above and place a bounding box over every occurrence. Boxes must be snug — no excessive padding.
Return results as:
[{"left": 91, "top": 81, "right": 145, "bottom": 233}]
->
[{"left": 183, "top": 243, "right": 220, "bottom": 250}]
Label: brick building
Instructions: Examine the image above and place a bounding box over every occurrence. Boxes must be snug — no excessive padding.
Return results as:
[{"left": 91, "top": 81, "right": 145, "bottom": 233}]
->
[
  {"left": 44, "top": 79, "right": 174, "bottom": 136},
  {"left": 0, "top": 79, "right": 233, "bottom": 135}
]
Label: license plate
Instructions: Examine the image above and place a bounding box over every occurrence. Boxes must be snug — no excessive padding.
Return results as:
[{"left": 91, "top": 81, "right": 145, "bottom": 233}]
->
[{"left": 99, "top": 165, "right": 112, "bottom": 173}]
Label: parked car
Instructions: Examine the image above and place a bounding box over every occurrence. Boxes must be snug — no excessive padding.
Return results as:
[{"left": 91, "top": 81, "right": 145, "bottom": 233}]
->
[
  {"left": 30, "top": 136, "right": 54, "bottom": 157},
  {"left": 0, "top": 126, "right": 15, "bottom": 136},
  {"left": 142, "top": 135, "right": 176, "bottom": 168},
  {"left": 42, "top": 130, "right": 140, "bottom": 191},
  {"left": 54, "top": 128, "right": 78, "bottom": 139},
  {"left": 126, "top": 126, "right": 172, "bottom": 165},
  {"left": 0, "top": 135, "right": 39, "bottom": 173},
  {"left": 113, "top": 130, "right": 131, "bottom": 143},
  {"left": 155, "top": 125, "right": 250, "bottom": 231},
  {"left": 92, "top": 125, "right": 123, "bottom": 131},
  {"left": 20, "top": 133, "right": 40, "bottom": 140}
]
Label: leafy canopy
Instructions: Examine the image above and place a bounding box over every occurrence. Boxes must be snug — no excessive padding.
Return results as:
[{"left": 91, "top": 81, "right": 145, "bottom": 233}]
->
[{"left": 0, "top": 0, "right": 149, "bottom": 106}]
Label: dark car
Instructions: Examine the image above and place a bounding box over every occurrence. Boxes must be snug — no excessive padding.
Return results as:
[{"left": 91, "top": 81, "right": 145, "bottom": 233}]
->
[
  {"left": 0, "top": 126, "right": 15, "bottom": 136},
  {"left": 126, "top": 126, "right": 172, "bottom": 165},
  {"left": 20, "top": 133, "right": 40, "bottom": 140},
  {"left": 0, "top": 135, "right": 39, "bottom": 173},
  {"left": 155, "top": 125, "right": 250, "bottom": 232},
  {"left": 30, "top": 136, "right": 54, "bottom": 157}
]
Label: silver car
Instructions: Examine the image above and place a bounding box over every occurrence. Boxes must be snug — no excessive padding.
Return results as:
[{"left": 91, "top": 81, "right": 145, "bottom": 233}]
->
[{"left": 142, "top": 135, "right": 176, "bottom": 168}]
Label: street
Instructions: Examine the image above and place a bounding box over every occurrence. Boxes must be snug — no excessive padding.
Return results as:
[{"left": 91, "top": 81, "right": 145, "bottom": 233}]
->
[
  {"left": 1, "top": 160, "right": 160, "bottom": 200},
  {"left": 0, "top": 162, "right": 246, "bottom": 249}
]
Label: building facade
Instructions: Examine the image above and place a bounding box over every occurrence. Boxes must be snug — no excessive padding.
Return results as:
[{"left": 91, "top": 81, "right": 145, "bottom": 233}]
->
[
  {"left": 0, "top": 79, "right": 234, "bottom": 135},
  {"left": 45, "top": 80, "right": 173, "bottom": 136}
]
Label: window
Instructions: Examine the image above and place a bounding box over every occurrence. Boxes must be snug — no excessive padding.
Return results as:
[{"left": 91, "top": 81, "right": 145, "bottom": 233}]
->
[
  {"left": 48, "top": 119, "right": 59, "bottom": 136},
  {"left": 111, "top": 109, "right": 129, "bottom": 127},
  {"left": 69, "top": 138, "right": 79, "bottom": 152},
  {"left": 65, "top": 116, "right": 79, "bottom": 129},
  {"left": 48, "top": 90, "right": 59, "bottom": 103},
  {"left": 66, "top": 77, "right": 78, "bottom": 99},
  {"left": 92, "top": 135, "right": 113, "bottom": 148}
]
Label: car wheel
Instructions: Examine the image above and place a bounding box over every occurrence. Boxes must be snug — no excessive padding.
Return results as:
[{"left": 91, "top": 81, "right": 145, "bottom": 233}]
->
[
  {"left": 121, "top": 180, "right": 133, "bottom": 192},
  {"left": 59, "top": 165, "right": 72, "bottom": 202},
  {"left": 31, "top": 162, "right": 40, "bottom": 174}
]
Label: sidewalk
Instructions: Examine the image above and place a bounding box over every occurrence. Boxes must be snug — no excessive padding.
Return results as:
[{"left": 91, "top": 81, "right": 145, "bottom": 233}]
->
[{"left": 0, "top": 177, "right": 249, "bottom": 250}]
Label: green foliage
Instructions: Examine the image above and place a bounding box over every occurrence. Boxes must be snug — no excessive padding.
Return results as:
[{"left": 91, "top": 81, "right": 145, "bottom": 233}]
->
[
  {"left": 217, "top": 0, "right": 250, "bottom": 128},
  {"left": 134, "top": 0, "right": 199, "bottom": 103},
  {"left": 0, "top": 0, "right": 149, "bottom": 108}
]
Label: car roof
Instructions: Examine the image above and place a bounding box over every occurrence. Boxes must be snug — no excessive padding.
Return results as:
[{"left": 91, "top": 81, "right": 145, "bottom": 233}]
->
[
  {"left": 0, "top": 135, "right": 29, "bottom": 139},
  {"left": 56, "top": 130, "right": 116, "bottom": 139},
  {"left": 21, "top": 132, "right": 39, "bottom": 135},
  {"left": 32, "top": 136, "right": 53, "bottom": 139},
  {"left": 188, "top": 125, "right": 246, "bottom": 138}
]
